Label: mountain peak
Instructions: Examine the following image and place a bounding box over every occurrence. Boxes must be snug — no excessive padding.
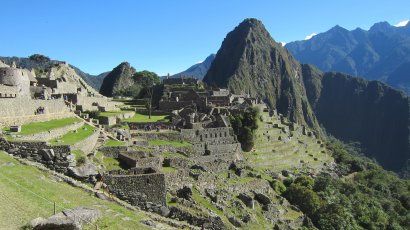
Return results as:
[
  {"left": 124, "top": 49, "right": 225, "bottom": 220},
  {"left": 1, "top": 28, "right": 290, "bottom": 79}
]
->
[
  {"left": 369, "top": 21, "right": 393, "bottom": 33},
  {"left": 204, "top": 19, "right": 320, "bottom": 130}
]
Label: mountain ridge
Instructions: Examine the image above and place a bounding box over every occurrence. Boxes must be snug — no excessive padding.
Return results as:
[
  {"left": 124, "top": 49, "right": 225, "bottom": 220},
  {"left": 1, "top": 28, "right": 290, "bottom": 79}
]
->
[{"left": 285, "top": 21, "right": 410, "bottom": 93}]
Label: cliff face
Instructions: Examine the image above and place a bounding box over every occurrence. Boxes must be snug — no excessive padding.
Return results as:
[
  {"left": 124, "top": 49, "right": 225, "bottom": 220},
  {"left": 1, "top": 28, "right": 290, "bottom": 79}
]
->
[
  {"left": 302, "top": 65, "right": 410, "bottom": 171},
  {"left": 204, "top": 18, "right": 320, "bottom": 130},
  {"left": 99, "top": 62, "right": 136, "bottom": 97}
]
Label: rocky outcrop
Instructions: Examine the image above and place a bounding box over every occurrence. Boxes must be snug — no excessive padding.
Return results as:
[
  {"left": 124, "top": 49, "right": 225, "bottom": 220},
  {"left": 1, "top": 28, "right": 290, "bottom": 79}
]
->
[
  {"left": 203, "top": 18, "right": 320, "bottom": 131},
  {"left": 31, "top": 207, "right": 100, "bottom": 230},
  {"left": 99, "top": 62, "right": 136, "bottom": 97}
]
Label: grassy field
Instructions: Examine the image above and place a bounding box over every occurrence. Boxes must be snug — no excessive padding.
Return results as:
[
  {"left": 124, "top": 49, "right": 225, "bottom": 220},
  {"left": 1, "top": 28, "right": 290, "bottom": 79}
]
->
[
  {"left": 49, "top": 124, "right": 96, "bottom": 145},
  {"left": 0, "top": 151, "right": 153, "bottom": 229},
  {"left": 93, "top": 151, "right": 122, "bottom": 171},
  {"left": 3, "top": 117, "right": 80, "bottom": 136},
  {"left": 148, "top": 139, "right": 191, "bottom": 147},
  {"left": 103, "top": 139, "right": 127, "bottom": 147},
  {"left": 124, "top": 113, "right": 168, "bottom": 123}
]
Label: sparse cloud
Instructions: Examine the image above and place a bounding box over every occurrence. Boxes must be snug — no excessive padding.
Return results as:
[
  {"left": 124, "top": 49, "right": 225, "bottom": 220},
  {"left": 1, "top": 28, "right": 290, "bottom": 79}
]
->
[
  {"left": 394, "top": 19, "right": 409, "bottom": 27},
  {"left": 196, "top": 60, "right": 204, "bottom": 64},
  {"left": 304, "top": 33, "right": 317, "bottom": 40},
  {"left": 280, "top": 42, "right": 287, "bottom": 46}
]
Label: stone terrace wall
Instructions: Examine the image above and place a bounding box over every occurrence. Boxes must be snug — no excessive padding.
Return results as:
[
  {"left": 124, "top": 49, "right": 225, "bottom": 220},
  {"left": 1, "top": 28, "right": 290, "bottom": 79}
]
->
[
  {"left": 0, "top": 113, "right": 74, "bottom": 129},
  {"left": 99, "top": 146, "right": 128, "bottom": 158},
  {"left": 104, "top": 169, "right": 166, "bottom": 211},
  {"left": 17, "top": 121, "right": 84, "bottom": 141},
  {"left": 73, "top": 129, "right": 100, "bottom": 154},
  {"left": 159, "top": 101, "right": 193, "bottom": 112},
  {"left": 118, "top": 153, "right": 162, "bottom": 169},
  {"left": 0, "top": 98, "right": 70, "bottom": 117},
  {"left": 75, "top": 95, "right": 118, "bottom": 111},
  {"left": 0, "top": 138, "right": 74, "bottom": 173}
]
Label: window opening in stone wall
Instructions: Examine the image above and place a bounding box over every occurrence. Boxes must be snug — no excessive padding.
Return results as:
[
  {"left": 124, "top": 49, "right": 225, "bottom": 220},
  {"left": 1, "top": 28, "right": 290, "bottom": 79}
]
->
[{"left": 146, "top": 178, "right": 150, "bottom": 184}]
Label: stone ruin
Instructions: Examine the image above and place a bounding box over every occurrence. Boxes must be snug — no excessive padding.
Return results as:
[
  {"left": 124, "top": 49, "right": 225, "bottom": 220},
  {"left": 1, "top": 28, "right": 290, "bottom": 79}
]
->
[{"left": 103, "top": 167, "right": 167, "bottom": 213}]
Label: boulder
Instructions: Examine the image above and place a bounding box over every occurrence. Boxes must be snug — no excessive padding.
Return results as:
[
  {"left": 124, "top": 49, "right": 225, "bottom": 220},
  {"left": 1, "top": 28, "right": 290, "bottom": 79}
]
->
[
  {"left": 31, "top": 207, "right": 100, "bottom": 230},
  {"left": 254, "top": 192, "right": 271, "bottom": 205},
  {"left": 40, "top": 149, "right": 55, "bottom": 161},
  {"left": 237, "top": 193, "right": 254, "bottom": 208},
  {"left": 176, "top": 186, "right": 192, "bottom": 200},
  {"left": 68, "top": 162, "right": 98, "bottom": 180}
]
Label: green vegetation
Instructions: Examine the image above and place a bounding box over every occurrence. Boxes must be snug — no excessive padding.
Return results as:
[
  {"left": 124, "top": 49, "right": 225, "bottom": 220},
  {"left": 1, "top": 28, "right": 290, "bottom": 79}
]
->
[
  {"left": 284, "top": 141, "right": 410, "bottom": 229},
  {"left": 3, "top": 117, "right": 80, "bottom": 136},
  {"left": 71, "top": 150, "right": 86, "bottom": 164},
  {"left": 49, "top": 124, "right": 95, "bottom": 145},
  {"left": 93, "top": 151, "right": 121, "bottom": 171},
  {"left": 124, "top": 113, "right": 168, "bottom": 123},
  {"left": 103, "top": 139, "right": 127, "bottom": 147},
  {"left": 134, "top": 70, "right": 161, "bottom": 119},
  {"left": 161, "top": 167, "right": 177, "bottom": 173},
  {"left": 99, "top": 110, "right": 129, "bottom": 117},
  {"left": 148, "top": 139, "right": 191, "bottom": 147},
  {"left": 230, "top": 107, "right": 259, "bottom": 151},
  {"left": 161, "top": 152, "right": 188, "bottom": 158},
  {"left": 0, "top": 151, "right": 151, "bottom": 229}
]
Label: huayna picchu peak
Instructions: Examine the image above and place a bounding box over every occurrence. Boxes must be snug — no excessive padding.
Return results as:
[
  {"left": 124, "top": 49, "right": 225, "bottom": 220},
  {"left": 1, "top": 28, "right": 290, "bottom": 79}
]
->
[{"left": 204, "top": 18, "right": 321, "bottom": 132}]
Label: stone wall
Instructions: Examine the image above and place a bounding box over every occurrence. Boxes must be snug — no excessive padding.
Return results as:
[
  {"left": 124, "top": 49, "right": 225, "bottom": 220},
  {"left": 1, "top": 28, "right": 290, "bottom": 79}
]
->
[
  {"left": 131, "top": 132, "right": 183, "bottom": 142},
  {"left": 128, "top": 122, "right": 174, "bottom": 131},
  {"left": 159, "top": 100, "right": 193, "bottom": 112},
  {"left": 0, "top": 112, "right": 74, "bottom": 129},
  {"left": 73, "top": 129, "right": 100, "bottom": 154},
  {"left": 0, "top": 138, "right": 74, "bottom": 173},
  {"left": 118, "top": 153, "right": 162, "bottom": 169},
  {"left": 164, "top": 170, "right": 189, "bottom": 191},
  {"left": 104, "top": 168, "right": 167, "bottom": 211},
  {"left": 99, "top": 116, "right": 117, "bottom": 125},
  {"left": 72, "top": 95, "right": 119, "bottom": 112},
  {"left": 0, "top": 97, "right": 70, "bottom": 117},
  {"left": 17, "top": 121, "right": 84, "bottom": 141},
  {"left": 99, "top": 146, "right": 128, "bottom": 158}
]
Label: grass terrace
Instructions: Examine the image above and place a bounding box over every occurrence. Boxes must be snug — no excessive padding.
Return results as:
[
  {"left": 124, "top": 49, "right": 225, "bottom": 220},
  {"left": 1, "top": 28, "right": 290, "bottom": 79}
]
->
[
  {"left": 148, "top": 139, "right": 191, "bottom": 147},
  {"left": 124, "top": 113, "right": 169, "bottom": 123},
  {"left": 49, "top": 124, "right": 96, "bottom": 145},
  {"left": 93, "top": 151, "right": 122, "bottom": 171},
  {"left": 99, "top": 110, "right": 130, "bottom": 117},
  {"left": 3, "top": 117, "right": 80, "bottom": 136},
  {"left": 0, "top": 151, "right": 152, "bottom": 229}
]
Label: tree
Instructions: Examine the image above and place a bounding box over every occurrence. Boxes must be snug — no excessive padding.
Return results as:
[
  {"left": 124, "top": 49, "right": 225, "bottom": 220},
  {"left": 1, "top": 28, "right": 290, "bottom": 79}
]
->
[
  {"left": 134, "top": 71, "right": 160, "bottom": 119},
  {"left": 229, "top": 107, "right": 260, "bottom": 151}
]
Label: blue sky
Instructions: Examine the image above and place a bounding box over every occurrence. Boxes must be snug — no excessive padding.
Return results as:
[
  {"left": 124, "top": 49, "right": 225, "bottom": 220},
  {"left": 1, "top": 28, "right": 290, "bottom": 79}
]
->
[{"left": 1, "top": 0, "right": 409, "bottom": 76}]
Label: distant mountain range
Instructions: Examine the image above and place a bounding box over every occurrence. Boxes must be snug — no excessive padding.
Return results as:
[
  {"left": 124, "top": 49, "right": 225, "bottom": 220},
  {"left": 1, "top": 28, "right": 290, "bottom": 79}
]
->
[
  {"left": 171, "top": 54, "right": 215, "bottom": 79},
  {"left": 285, "top": 21, "right": 410, "bottom": 93},
  {"left": 204, "top": 18, "right": 410, "bottom": 172}
]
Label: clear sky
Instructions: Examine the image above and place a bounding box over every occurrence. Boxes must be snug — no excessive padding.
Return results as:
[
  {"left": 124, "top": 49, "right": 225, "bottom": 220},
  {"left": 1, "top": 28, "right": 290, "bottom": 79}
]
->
[{"left": 1, "top": 0, "right": 409, "bottom": 76}]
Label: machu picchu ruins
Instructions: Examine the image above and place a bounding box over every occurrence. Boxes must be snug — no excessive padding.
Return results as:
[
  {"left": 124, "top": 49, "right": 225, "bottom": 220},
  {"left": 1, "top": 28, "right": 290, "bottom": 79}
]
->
[{"left": 0, "top": 63, "right": 335, "bottom": 229}]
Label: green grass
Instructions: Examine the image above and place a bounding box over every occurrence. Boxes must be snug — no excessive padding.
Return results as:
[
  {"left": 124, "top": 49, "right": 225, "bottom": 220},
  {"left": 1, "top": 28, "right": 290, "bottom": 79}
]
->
[
  {"left": 0, "top": 151, "right": 152, "bottom": 229},
  {"left": 161, "top": 167, "right": 177, "bottom": 173},
  {"left": 94, "top": 151, "right": 122, "bottom": 171},
  {"left": 99, "top": 110, "right": 129, "bottom": 117},
  {"left": 104, "top": 139, "right": 127, "bottom": 147},
  {"left": 49, "top": 124, "right": 95, "bottom": 145},
  {"left": 3, "top": 117, "right": 80, "bottom": 136},
  {"left": 124, "top": 113, "right": 168, "bottom": 123},
  {"left": 148, "top": 140, "right": 191, "bottom": 147}
]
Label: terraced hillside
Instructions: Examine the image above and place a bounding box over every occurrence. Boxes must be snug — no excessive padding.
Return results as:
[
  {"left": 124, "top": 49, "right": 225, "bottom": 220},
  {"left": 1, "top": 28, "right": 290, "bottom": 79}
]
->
[
  {"left": 0, "top": 151, "right": 168, "bottom": 229},
  {"left": 248, "top": 112, "right": 334, "bottom": 174}
]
